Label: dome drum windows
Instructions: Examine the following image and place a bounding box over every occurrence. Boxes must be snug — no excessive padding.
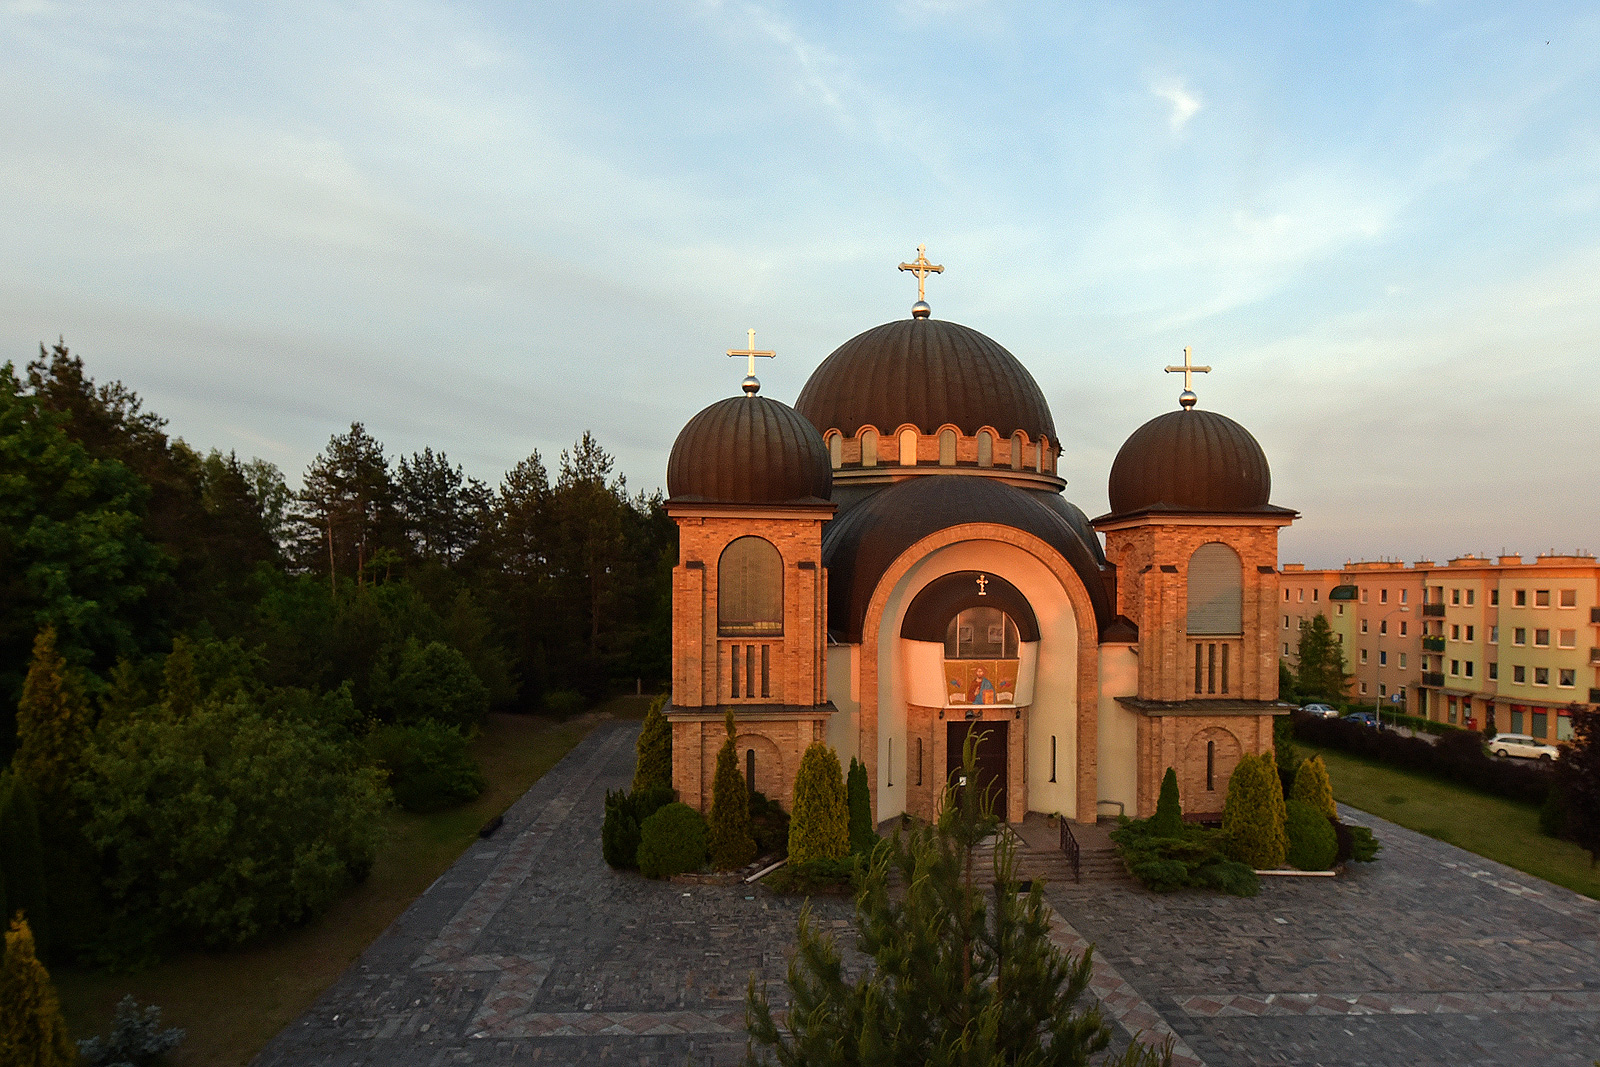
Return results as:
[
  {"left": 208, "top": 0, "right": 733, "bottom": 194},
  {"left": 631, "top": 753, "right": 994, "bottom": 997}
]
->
[
  {"left": 718, "top": 536, "right": 783, "bottom": 637},
  {"left": 977, "top": 430, "right": 993, "bottom": 468},
  {"left": 860, "top": 428, "right": 878, "bottom": 467},
  {"left": 899, "top": 428, "right": 918, "bottom": 466},
  {"left": 826, "top": 432, "right": 842, "bottom": 469},
  {"left": 938, "top": 429, "right": 957, "bottom": 466}
]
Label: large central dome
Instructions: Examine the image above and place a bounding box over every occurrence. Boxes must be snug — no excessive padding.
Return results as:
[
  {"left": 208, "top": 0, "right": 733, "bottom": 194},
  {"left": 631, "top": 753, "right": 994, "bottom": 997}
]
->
[{"left": 795, "top": 318, "right": 1057, "bottom": 442}]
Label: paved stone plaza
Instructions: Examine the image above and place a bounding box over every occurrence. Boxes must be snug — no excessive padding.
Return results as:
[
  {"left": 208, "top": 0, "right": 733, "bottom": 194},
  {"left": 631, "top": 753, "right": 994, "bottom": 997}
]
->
[{"left": 254, "top": 721, "right": 1600, "bottom": 1066}]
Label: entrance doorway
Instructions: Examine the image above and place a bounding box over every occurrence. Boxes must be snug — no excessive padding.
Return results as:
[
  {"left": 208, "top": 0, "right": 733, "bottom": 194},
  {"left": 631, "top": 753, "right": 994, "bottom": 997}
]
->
[{"left": 946, "top": 721, "right": 1008, "bottom": 818}]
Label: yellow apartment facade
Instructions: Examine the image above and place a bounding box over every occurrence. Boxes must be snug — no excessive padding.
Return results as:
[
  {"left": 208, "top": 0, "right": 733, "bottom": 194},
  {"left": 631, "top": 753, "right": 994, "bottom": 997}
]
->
[{"left": 1279, "top": 553, "right": 1600, "bottom": 743}]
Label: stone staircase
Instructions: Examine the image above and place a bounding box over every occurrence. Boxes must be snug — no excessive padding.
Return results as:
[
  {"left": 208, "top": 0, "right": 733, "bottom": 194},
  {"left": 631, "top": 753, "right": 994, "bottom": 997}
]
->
[{"left": 973, "top": 816, "right": 1130, "bottom": 888}]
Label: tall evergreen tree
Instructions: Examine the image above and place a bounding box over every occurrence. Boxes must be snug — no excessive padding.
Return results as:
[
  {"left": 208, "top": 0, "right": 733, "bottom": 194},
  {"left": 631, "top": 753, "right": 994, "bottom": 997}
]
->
[
  {"left": 1295, "top": 613, "right": 1350, "bottom": 702},
  {"left": 0, "top": 916, "right": 75, "bottom": 1067},
  {"left": 395, "top": 448, "right": 491, "bottom": 565},
  {"left": 788, "top": 743, "right": 849, "bottom": 865},
  {"left": 847, "top": 757, "right": 877, "bottom": 855},
  {"left": 708, "top": 710, "right": 756, "bottom": 870},
  {"left": 295, "top": 422, "right": 398, "bottom": 590},
  {"left": 14, "top": 627, "right": 92, "bottom": 808},
  {"left": 632, "top": 695, "right": 673, "bottom": 794}
]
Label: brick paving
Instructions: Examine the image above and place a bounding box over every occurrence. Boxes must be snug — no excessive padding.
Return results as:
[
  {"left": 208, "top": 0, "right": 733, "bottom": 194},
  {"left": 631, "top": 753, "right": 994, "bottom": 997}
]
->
[{"left": 255, "top": 722, "right": 1600, "bottom": 1066}]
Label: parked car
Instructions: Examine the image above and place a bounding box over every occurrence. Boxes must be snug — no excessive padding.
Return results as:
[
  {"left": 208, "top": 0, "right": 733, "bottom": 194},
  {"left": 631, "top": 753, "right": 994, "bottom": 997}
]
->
[
  {"left": 1301, "top": 703, "right": 1339, "bottom": 719},
  {"left": 1488, "top": 734, "right": 1560, "bottom": 762},
  {"left": 1344, "top": 711, "right": 1381, "bottom": 728}
]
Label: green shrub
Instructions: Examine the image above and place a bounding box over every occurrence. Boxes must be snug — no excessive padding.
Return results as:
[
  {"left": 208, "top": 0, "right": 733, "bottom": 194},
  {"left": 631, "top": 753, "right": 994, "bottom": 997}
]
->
[
  {"left": 788, "top": 742, "right": 848, "bottom": 865},
  {"left": 632, "top": 694, "right": 672, "bottom": 793},
  {"left": 80, "top": 696, "right": 389, "bottom": 952},
  {"left": 1539, "top": 782, "right": 1569, "bottom": 838},
  {"left": 1221, "top": 753, "right": 1288, "bottom": 870},
  {"left": 708, "top": 711, "right": 755, "bottom": 870},
  {"left": 601, "top": 785, "right": 676, "bottom": 870},
  {"left": 1290, "top": 756, "right": 1337, "bottom": 821},
  {"left": 761, "top": 857, "right": 859, "bottom": 895},
  {"left": 364, "top": 719, "right": 486, "bottom": 813},
  {"left": 0, "top": 773, "right": 50, "bottom": 959},
  {"left": 846, "top": 757, "right": 878, "bottom": 856},
  {"left": 1285, "top": 800, "right": 1338, "bottom": 871},
  {"left": 370, "top": 639, "right": 490, "bottom": 730},
  {"left": 76, "top": 994, "right": 185, "bottom": 1066},
  {"left": 637, "top": 802, "right": 707, "bottom": 879},
  {"left": 749, "top": 791, "right": 789, "bottom": 858},
  {"left": 1348, "top": 824, "right": 1381, "bottom": 862},
  {"left": 1109, "top": 817, "right": 1258, "bottom": 897},
  {"left": 1151, "top": 767, "right": 1183, "bottom": 837},
  {"left": 544, "top": 689, "right": 587, "bottom": 719},
  {"left": 0, "top": 916, "right": 75, "bottom": 1066}
]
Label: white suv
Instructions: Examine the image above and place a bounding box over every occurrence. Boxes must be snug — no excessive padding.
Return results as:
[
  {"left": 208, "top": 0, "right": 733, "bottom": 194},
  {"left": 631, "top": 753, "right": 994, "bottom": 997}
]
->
[{"left": 1488, "top": 734, "right": 1560, "bottom": 762}]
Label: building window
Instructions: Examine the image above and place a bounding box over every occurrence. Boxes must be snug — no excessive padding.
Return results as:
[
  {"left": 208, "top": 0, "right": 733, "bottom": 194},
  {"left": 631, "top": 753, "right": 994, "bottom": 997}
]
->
[
  {"left": 899, "top": 428, "right": 918, "bottom": 466},
  {"left": 1451, "top": 588, "right": 1460, "bottom": 605},
  {"left": 1401, "top": 589, "right": 1409, "bottom": 604},
  {"left": 1513, "top": 628, "right": 1526, "bottom": 646},
  {"left": 1559, "top": 668, "right": 1576, "bottom": 688},
  {"left": 1451, "top": 624, "right": 1459, "bottom": 640},
  {"left": 1399, "top": 620, "right": 1408, "bottom": 636},
  {"left": 916, "top": 737, "right": 924, "bottom": 786},
  {"left": 1361, "top": 648, "right": 1369, "bottom": 665},
  {"left": 718, "top": 536, "right": 783, "bottom": 637},
  {"left": 1283, "top": 642, "right": 1290, "bottom": 656},
  {"left": 1399, "top": 653, "right": 1407, "bottom": 669},
  {"left": 1450, "top": 659, "right": 1460, "bottom": 675},
  {"left": 1297, "top": 588, "right": 1304, "bottom": 603},
  {"left": 1360, "top": 681, "right": 1369, "bottom": 695},
  {"left": 1284, "top": 615, "right": 1290, "bottom": 629},
  {"left": 1488, "top": 662, "right": 1498, "bottom": 680},
  {"left": 887, "top": 738, "right": 893, "bottom": 787},
  {"left": 1490, "top": 589, "right": 1499, "bottom": 606},
  {"left": 1010, "top": 432, "right": 1025, "bottom": 470},
  {"left": 938, "top": 428, "right": 957, "bottom": 466},
  {"left": 1466, "top": 589, "right": 1475, "bottom": 606},
  {"left": 1513, "top": 588, "right": 1526, "bottom": 606},
  {"left": 1187, "top": 543, "right": 1243, "bottom": 635},
  {"left": 945, "top": 606, "right": 1020, "bottom": 659},
  {"left": 1466, "top": 625, "right": 1475, "bottom": 642},
  {"left": 1513, "top": 665, "right": 1526, "bottom": 684},
  {"left": 1532, "top": 710, "right": 1547, "bottom": 737},
  {"left": 1379, "top": 683, "right": 1387, "bottom": 696},
  {"left": 827, "top": 432, "right": 842, "bottom": 468},
  {"left": 1489, "top": 625, "right": 1497, "bottom": 644},
  {"left": 746, "top": 749, "right": 756, "bottom": 796},
  {"left": 1535, "top": 589, "right": 1551, "bottom": 607},
  {"left": 1362, "top": 619, "right": 1370, "bottom": 634},
  {"left": 977, "top": 430, "right": 993, "bottom": 468},
  {"left": 1559, "top": 628, "right": 1576, "bottom": 648},
  {"left": 1465, "top": 661, "right": 1474, "bottom": 678},
  {"left": 1206, "top": 741, "right": 1215, "bottom": 791},
  {"left": 1534, "top": 629, "right": 1550, "bottom": 647},
  {"left": 1380, "top": 619, "right": 1388, "bottom": 635},
  {"left": 1534, "top": 666, "right": 1549, "bottom": 686},
  {"left": 1284, "top": 588, "right": 1291, "bottom": 602},
  {"left": 1337, "top": 604, "right": 1345, "bottom": 616},
  {"left": 860, "top": 428, "right": 878, "bottom": 467},
  {"left": 1361, "top": 588, "right": 1369, "bottom": 604},
  {"left": 1379, "top": 651, "right": 1388, "bottom": 666},
  {"left": 1380, "top": 588, "right": 1389, "bottom": 604},
  {"left": 1049, "top": 735, "right": 1056, "bottom": 782},
  {"left": 1036, "top": 436, "right": 1046, "bottom": 472},
  {"left": 1559, "top": 588, "right": 1577, "bottom": 608},
  {"left": 1313, "top": 589, "right": 1319, "bottom": 602}
]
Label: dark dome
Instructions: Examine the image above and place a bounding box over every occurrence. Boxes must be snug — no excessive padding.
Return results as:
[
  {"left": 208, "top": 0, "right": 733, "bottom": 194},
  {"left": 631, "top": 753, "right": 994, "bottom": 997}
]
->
[
  {"left": 1105, "top": 408, "right": 1282, "bottom": 517},
  {"left": 822, "top": 477, "right": 1113, "bottom": 643},
  {"left": 667, "top": 394, "right": 832, "bottom": 506},
  {"left": 795, "top": 318, "right": 1057, "bottom": 442}
]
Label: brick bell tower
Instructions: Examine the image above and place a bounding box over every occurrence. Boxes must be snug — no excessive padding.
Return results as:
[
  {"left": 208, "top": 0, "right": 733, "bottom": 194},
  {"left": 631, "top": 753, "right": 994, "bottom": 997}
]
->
[
  {"left": 662, "top": 337, "right": 837, "bottom": 813},
  {"left": 1091, "top": 350, "right": 1298, "bottom": 817}
]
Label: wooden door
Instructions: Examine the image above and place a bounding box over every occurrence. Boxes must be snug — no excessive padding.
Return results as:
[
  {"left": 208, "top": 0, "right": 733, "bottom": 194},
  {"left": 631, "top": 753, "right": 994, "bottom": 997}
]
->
[{"left": 946, "top": 721, "right": 1008, "bottom": 819}]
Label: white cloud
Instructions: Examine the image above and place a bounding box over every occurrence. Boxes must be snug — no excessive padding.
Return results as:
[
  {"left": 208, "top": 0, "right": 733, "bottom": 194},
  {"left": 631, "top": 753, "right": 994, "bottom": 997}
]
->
[{"left": 1151, "top": 80, "right": 1202, "bottom": 132}]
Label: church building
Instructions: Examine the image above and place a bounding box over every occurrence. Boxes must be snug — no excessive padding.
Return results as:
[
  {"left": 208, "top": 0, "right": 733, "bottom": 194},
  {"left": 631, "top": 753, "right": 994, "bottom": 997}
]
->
[{"left": 663, "top": 248, "right": 1297, "bottom": 826}]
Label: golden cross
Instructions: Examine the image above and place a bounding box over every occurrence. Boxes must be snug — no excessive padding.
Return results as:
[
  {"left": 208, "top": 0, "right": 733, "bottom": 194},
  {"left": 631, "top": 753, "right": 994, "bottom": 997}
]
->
[
  {"left": 727, "top": 327, "right": 776, "bottom": 379},
  {"left": 898, "top": 243, "right": 944, "bottom": 302},
  {"left": 976, "top": 573, "right": 988, "bottom": 596},
  {"left": 1164, "top": 346, "right": 1211, "bottom": 391}
]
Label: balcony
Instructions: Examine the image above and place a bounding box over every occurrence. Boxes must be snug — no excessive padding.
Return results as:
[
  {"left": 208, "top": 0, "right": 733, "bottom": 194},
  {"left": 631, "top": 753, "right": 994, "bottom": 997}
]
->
[
  {"left": 1423, "top": 603, "right": 1446, "bottom": 617},
  {"left": 1421, "top": 672, "right": 1446, "bottom": 688},
  {"left": 1422, "top": 636, "right": 1446, "bottom": 652}
]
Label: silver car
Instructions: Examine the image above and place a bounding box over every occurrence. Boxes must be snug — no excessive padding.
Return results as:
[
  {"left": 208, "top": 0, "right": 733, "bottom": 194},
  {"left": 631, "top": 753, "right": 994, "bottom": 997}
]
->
[
  {"left": 1488, "top": 734, "right": 1560, "bottom": 761},
  {"left": 1301, "top": 703, "right": 1339, "bottom": 719}
]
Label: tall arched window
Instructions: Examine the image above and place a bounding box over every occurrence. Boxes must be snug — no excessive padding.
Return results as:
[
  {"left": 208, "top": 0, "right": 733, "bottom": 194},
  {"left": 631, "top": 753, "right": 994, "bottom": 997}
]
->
[
  {"left": 1010, "top": 432, "right": 1025, "bottom": 470},
  {"left": 899, "top": 428, "right": 918, "bottom": 466},
  {"left": 977, "top": 430, "right": 993, "bottom": 467},
  {"left": 1187, "top": 542, "right": 1243, "bottom": 635},
  {"left": 860, "top": 428, "right": 878, "bottom": 467},
  {"left": 938, "top": 429, "right": 957, "bottom": 466},
  {"left": 1035, "top": 435, "right": 1047, "bottom": 472},
  {"left": 719, "top": 536, "right": 783, "bottom": 636},
  {"left": 827, "top": 432, "right": 842, "bottom": 469}
]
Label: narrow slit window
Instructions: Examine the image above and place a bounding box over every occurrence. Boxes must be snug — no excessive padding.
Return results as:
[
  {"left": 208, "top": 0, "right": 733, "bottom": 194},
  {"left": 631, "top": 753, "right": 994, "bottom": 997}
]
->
[
  {"left": 1206, "top": 741, "right": 1216, "bottom": 791},
  {"left": 760, "top": 644, "right": 771, "bottom": 698},
  {"left": 887, "top": 739, "right": 893, "bottom": 787},
  {"left": 1221, "top": 643, "right": 1230, "bottom": 694},
  {"left": 1050, "top": 735, "right": 1057, "bottom": 783},
  {"left": 746, "top": 646, "right": 756, "bottom": 698},
  {"left": 746, "top": 749, "right": 755, "bottom": 797},
  {"left": 730, "top": 644, "right": 741, "bottom": 698},
  {"left": 1207, "top": 643, "right": 1217, "bottom": 694},
  {"left": 1194, "top": 644, "right": 1204, "bottom": 694},
  {"left": 915, "top": 737, "right": 924, "bottom": 786}
]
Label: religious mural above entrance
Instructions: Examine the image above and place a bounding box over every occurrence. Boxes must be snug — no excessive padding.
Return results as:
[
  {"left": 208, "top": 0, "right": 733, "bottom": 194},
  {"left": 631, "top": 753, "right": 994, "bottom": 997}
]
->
[{"left": 945, "top": 659, "right": 1018, "bottom": 706}]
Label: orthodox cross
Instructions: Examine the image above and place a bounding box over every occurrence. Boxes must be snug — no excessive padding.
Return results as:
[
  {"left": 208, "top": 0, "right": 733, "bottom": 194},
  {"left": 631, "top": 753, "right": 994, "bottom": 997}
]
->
[
  {"left": 728, "top": 328, "right": 776, "bottom": 393},
  {"left": 1164, "top": 345, "right": 1210, "bottom": 408},
  {"left": 898, "top": 244, "right": 944, "bottom": 303},
  {"left": 975, "top": 573, "right": 989, "bottom": 596}
]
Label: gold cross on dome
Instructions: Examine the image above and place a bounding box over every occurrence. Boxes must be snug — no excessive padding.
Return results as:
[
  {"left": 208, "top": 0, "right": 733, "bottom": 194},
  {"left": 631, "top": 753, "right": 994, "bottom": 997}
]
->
[
  {"left": 727, "top": 328, "right": 776, "bottom": 379},
  {"left": 1165, "top": 346, "right": 1211, "bottom": 391},
  {"left": 898, "top": 244, "right": 944, "bottom": 302},
  {"left": 976, "top": 573, "right": 989, "bottom": 596}
]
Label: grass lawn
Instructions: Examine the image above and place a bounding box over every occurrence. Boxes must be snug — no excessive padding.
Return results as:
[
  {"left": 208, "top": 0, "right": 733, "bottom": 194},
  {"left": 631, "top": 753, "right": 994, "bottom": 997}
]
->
[
  {"left": 1302, "top": 742, "right": 1600, "bottom": 901},
  {"left": 56, "top": 708, "right": 606, "bottom": 1066}
]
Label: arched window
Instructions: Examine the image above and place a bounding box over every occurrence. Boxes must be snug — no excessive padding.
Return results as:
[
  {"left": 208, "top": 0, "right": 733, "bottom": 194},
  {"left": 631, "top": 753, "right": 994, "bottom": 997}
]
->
[
  {"left": 944, "top": 606, "right": 1020, "bottom": 659},
  {"left": 977, "top": 430, "right": 993, "bottom": 467},
  {"left": 1010, "top": 432, "right": 1025, "bottom": 470},
  {"left": 719, "top": 536, "right": 783, "bottom": 636},
  {"left": 1187, "top": 542, "right": 1243, "bottom": 635},
  {"left": 860, "top": 428, "right": 878, "bottom": 467},
  {"left": 827, "top": 432, "right": 842, "bottom": 469},
  {"left": 938, "top": 429, "right": 956, "bottom": 466},
  {"left": 899, "top": 428, "right": 918, "bottom": 466},
  {"left": 1035, "top": 435, "right": 1046, "bottom": 472}
]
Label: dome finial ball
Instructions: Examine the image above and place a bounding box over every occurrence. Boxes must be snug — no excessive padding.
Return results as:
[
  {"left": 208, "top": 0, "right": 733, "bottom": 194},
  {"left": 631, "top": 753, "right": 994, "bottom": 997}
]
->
[
  {"left": 1179, "top": 389, "right": 1197, "bottom": 409},
  {"left": 742, "top": 375, "right": 761, "bottom": 395}
]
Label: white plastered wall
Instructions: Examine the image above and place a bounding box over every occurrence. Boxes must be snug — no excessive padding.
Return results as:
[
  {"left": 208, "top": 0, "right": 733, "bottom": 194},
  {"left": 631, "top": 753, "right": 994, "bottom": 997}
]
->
[
  {"left": 824, "top": 643, "right": 860, "bottom": 763},
  {"left": 873, "top": 539, "right": 1082, "bottom": 820},
  {"left": 1096, "top": 643, "right": 1140, "bottom": 815}
]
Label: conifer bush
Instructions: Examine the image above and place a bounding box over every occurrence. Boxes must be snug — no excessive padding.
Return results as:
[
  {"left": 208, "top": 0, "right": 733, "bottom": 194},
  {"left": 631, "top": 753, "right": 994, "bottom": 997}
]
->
[
  {"left": 632, "top": 694, "right": 673, "bottom": 794},
  {"left": 846, "top": 757, "right": 878, "bottom": 856},
  {"left": 0, "top": 773, "right": 50, "bottom": 959},
  {"left": 1284, "top": 800, "right": 1338, "bottom": 871},
  {"left": 1151, "top": 767, "right": 1183, "bottom": 837},
  {"left": 0, "top": 916, "right": 75, "bottom": 1067},
  {"left": 77, "top": 994, "right": 185, "bottom": 1066},
  {"left": 637, "top": 802, "right": 707, "bottom": 879},
  {"left": 708, "top": 711, "right": 756, "bottom": 870},
  {"left": 14, "top": 626, "right": 93, "bottom": 808},
  {"left": 788, "top": 742, "right": 848, "bottom": 865},
  {"left": 1221, "top": 753, "right": 1288, "bottom": 870},
  {"left": 601, "top": 784, "right": 675, "bottom": 870},
  {"left": 1290, "top": 755, "right": 1336, "bottom": 821}
]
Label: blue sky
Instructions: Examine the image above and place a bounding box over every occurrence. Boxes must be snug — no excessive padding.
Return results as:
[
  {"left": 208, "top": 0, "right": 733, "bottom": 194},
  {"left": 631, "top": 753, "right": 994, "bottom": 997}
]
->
[{"left": 3, "top": 1, "right": 1597, "bottom": 568}]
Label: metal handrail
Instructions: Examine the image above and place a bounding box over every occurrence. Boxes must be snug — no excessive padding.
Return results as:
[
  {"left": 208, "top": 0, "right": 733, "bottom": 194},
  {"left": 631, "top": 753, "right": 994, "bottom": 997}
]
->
[{"left": 1059, "top": 818, "right": 1081, "bottom": 884}]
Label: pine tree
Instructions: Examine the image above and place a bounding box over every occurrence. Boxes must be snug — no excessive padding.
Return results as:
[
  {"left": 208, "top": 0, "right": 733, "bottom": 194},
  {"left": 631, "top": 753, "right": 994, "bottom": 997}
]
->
[
  {"left": 708, "top": 711, "right": 756, "bottom": 870},
  {"left": 632, "top": 694, "right": 673, "bottom": 794},
  {"left": 1221, "top": 754, "right": 1288, "bottom": 870},
  {"left": 1295, "top": 614, "right": 1350, "bottom": 702},
  {"left": 847, "top": 757, "right": 877, "bottom": 855},
  {"left": 788, "top": 742, "right": 849, "bottom": 865},
  {"left": 1151, "top": 767, "right": 1184, "bottom": 836},
  {"left": 0, "top": 774, "right": 50, "bottom": 959},
  {"left": 1290, "top": 755, "right": 1337, "bottom": 822},
  {"left": 14, "top": 626, "right": 92, "bottom": 807},
  {"left": 0, "top": 916, "right": 75, "bottom": 1067},
  {"left": 748, "top": 734, "right": 1172, "bottom": 1067}
]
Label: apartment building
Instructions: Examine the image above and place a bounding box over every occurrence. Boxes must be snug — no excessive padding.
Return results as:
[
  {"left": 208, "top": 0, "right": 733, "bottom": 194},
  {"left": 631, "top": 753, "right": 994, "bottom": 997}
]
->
[{"left": 1278, "top": 553, "right": 1600, "bottom": 743}]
